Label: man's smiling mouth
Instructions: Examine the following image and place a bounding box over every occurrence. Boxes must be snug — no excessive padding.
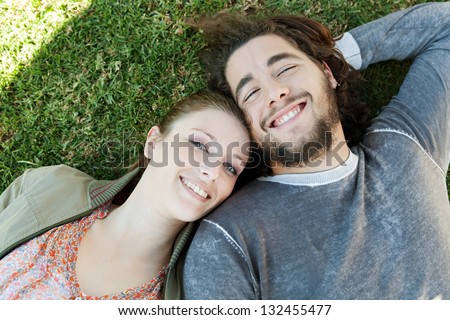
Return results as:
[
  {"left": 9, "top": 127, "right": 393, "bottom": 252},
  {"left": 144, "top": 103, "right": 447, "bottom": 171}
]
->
[{"left": 271, "top": 102, "right": 306, "bottom": 128}]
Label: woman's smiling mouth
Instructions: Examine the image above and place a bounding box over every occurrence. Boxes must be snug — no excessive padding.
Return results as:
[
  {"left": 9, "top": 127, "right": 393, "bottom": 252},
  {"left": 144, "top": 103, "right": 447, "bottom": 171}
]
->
[{"left": 181, "top": 177, "right": 209, "bottom": 199}]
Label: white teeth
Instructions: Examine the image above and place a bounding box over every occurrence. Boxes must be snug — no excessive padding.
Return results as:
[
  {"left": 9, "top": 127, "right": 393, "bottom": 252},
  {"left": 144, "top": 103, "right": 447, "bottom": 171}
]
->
[
  {"left": 182, "top": 178, "right": 208, "bottom": 199},
  {"left": 274, "top": 105, "right": 302, "bottom": 127}
]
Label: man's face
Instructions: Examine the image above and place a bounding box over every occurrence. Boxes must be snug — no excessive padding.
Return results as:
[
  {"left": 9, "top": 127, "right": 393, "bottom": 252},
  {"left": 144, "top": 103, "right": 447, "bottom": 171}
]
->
[{"left": 225, "top": 34, "right": 340, "bottom": 169}]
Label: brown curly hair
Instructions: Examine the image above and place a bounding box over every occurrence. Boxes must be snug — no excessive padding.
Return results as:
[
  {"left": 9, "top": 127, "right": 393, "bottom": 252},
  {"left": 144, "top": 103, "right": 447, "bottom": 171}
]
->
[{"left": 195, "top": 13, "right": 370, "bottom": 146}]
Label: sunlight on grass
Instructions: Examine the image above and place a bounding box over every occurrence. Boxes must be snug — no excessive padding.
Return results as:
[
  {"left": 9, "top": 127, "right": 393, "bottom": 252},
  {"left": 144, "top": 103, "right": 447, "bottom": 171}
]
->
[{"left": 0, "top": 0, "right": 91, "bottom": 88}]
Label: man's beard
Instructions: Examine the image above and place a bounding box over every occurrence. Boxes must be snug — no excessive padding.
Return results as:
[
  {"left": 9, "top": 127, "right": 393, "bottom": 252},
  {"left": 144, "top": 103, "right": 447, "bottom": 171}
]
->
[{"left": 260, "top": 80, "right": 340, "bottom": 169}]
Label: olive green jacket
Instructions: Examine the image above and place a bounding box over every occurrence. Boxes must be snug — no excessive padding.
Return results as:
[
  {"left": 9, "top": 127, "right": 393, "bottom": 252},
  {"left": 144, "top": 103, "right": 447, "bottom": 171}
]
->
[{"left": 0, "top": 165, "right": 193, "bottom": 299}]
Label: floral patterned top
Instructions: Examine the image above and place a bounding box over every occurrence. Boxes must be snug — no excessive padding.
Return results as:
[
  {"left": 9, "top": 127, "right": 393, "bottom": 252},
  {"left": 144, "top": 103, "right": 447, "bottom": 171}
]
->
[{"left": 0, "top": 203, "right": 166, "bottom": 300}]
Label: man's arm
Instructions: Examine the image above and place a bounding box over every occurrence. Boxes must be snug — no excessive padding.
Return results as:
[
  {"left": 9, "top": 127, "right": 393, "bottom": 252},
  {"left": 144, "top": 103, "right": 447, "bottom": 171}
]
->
[
  {"left": 343, "top": 2, "right": 450, "bottom": 70},
  {"left": 182, "top": 218, "right": 258, "bottom": 299},
  {"left": 338, "top": 2, "right": 450, "bottom": 173}
]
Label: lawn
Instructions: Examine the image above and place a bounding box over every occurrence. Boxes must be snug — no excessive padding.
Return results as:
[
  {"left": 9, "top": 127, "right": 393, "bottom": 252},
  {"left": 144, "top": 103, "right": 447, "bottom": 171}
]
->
[{"left": 0, "top": 0, "right": 448, "bottom": 195}]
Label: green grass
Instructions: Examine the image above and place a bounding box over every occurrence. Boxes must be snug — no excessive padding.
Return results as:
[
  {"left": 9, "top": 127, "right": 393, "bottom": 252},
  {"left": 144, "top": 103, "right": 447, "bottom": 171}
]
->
[{"left": 0, "top": 0, "right": 448, "bottom": 196}]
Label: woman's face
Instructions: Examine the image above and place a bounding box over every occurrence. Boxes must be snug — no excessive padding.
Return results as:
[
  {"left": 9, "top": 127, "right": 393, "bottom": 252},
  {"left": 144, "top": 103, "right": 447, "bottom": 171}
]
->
[{"left": 144, "top": 108, "right": 250, "bottom": 222}]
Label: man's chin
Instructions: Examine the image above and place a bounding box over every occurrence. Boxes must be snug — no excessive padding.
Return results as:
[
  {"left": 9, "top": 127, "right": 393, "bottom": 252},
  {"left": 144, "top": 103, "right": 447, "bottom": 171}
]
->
[{"left": 265, "top": 145, "right": 327, "bottom": 169}]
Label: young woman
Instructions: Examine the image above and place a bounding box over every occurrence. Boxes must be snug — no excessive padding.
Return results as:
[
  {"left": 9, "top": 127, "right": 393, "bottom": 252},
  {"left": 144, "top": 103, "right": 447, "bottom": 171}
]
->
[{"left": 0, "top": 92, "right": 252, "bottom": 300}]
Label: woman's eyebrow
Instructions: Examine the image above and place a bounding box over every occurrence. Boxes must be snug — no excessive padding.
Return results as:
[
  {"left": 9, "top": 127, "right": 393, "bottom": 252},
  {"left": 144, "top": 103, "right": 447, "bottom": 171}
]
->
[
  {"left": 233, "top": 153, "right": 246, "bottom": 162},
  {"left": 190, "top": 128, "right": 216, "bottom": 141}
]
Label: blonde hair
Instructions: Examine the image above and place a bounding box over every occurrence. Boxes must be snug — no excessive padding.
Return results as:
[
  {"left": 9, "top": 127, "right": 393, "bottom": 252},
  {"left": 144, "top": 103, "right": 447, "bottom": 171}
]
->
[{"left": 129, "top": 91, "right": 250, "bottom": 171}]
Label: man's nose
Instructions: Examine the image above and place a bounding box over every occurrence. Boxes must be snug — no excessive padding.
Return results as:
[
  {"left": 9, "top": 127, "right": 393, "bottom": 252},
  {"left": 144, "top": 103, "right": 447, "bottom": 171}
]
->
[{"left": 268, "top": 80, "right": 290, "bottom": 107}]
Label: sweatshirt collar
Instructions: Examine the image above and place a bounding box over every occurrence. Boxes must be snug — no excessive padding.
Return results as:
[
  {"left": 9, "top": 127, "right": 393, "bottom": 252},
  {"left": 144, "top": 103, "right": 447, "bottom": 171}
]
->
[{"left": 258, "top": 151, "right": 358, "bottom": 186}]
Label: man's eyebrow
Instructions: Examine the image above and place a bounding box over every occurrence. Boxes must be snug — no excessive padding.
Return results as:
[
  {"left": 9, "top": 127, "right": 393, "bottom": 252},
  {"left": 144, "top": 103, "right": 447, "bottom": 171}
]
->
[
  {"left": 234, "top": 53, "right": 300, "bottom": 101},
  {"left": 267, "top": 52, "right": 299, "bottom": 67},
  {"left": 235, "top": 74, "right": 253, "bottom": 101}
]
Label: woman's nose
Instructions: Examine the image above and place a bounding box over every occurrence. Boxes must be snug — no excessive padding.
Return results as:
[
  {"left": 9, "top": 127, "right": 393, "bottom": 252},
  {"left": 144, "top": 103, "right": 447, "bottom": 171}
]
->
[{"left": 199, "top": 160, "right": 221, "bottom": 180}]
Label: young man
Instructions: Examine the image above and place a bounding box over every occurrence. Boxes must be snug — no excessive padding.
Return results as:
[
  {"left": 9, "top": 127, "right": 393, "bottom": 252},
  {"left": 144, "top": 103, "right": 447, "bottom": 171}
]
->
[{"left": 182, "top": 3, "right": 450, "bottom": 299}]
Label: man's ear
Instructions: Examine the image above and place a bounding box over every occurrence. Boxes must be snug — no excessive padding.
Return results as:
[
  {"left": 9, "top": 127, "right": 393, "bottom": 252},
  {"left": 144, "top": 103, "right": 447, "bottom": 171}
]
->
[
  {"left": 144, "top": 126, "right": 161, "bottom": 159},
  {"left": 322, "top": 61, "right": 339, "bottom": 89}
]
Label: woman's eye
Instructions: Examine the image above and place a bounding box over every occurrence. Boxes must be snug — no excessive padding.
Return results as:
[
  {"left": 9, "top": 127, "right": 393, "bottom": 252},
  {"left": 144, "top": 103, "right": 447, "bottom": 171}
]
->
[
  {"left": 222, "top": 162, "right": 237, "bottom": 175},
  {"left": 277, "top": 65, "right": 296, "bottom": 77},
  {"left": 190, "top": 140, "right": 208, "bottom": 152}
]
